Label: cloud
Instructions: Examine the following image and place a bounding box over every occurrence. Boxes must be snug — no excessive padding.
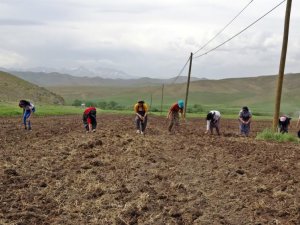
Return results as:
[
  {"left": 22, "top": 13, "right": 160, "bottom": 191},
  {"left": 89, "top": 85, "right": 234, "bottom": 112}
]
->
[
  {"left": 0, "top": 0, "right": 299, "bottom": 78},
  {"left": 0, "top": 49, "right": 27, "bottom": 67}
]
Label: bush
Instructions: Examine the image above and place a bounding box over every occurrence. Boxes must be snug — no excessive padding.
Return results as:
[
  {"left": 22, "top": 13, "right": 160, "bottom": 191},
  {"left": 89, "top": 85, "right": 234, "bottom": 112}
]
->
[
  {"left": 85, "top": 101, "right": 97, "bottom": 107},
  {"left": 107, "top": 101, "right": 118, "bottom": 109},
  {"left": 72, "top": 99, "right": 82, "bottom": 106},
  {"left": 97, "top": 101, "right": 107, "bottom": 109},
  {"left": 71, "top": 99, "right": 127, "bottom": 110},
  {"left": 187, "top": 104, "right": 205, "bottom": 113},
  {"left": 150, "top": 107, "right": 160, "bottom": 112},
  {"left": 256, "top": 129, "right": 299, "bottom": 143}
]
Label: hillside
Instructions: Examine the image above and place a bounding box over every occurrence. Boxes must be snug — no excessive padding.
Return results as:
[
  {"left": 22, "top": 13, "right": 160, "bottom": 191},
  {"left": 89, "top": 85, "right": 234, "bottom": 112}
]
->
[
  {"left": 0, "top": 71, "right": 65, "bottom": 104},
  {"left": 7, "top": 70, "right": 202, "bottom": 87},
  {"left": 49, "top": 73, "right": 300, "bottom": 114}
]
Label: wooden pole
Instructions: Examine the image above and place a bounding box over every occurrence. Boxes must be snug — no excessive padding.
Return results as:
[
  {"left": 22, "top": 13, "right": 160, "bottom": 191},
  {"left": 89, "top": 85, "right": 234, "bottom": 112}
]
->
[
  {"left": 273, "top": 0, "right": 292, "bottom": 131},
  {"left": 184, "top": 52, "right": 193, "bottom": 117},
  {"left": 160, "top": 84, "right": 164, "bottom": 115}
]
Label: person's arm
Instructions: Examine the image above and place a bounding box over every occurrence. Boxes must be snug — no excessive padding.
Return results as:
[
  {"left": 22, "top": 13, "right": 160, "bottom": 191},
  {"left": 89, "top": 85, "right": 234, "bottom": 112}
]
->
[
  {"left": 205, "top": 120, "right": 210, "bottom": 133},
  {"left": 134, "top": 104, "right": 143, "bottom": 119},
  {"left": 239, "top": 117, "right": 245, "bottom": 123},
  {"left": 136, "top": 112, "right": 142, "bottom": 118},
  {"left": 238, "top": 112, "right": 245, "bottom": 124},
  {"left": 179, "top": 108, "right": 184, "bottom": 119},
  {"left": 247, "top": 117, "right": 251, "bottom": 124},
  {"left": 87, "top": 117, "right": 92, "bottom": 132},
  {"left": 21, "top": 108, "right": 25, "bottom": 124},
  {"left": 167, "top": 109, "right": 171, "bottom": 119},
  {"left": 245, "top": 116, "right": 252, "bottom": 124},
  {"left": 143, "top": 104, "right": 148, "bottom": 118}
]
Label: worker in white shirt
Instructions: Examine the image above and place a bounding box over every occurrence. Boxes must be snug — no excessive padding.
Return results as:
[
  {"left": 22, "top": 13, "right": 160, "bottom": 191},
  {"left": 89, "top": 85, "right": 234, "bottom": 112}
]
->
[{"left": 205, "top": 110, "right": 221, "bottom": 135}]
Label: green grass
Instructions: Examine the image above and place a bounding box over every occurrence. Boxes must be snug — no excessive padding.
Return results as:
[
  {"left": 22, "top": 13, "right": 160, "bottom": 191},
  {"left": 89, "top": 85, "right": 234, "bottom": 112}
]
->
[
  {"left": 0, "top": 102, "right": 83, "bottom": 116},
  {"left": 256, "top": 128, "right": 299, "bottom": 143},
  {"left": 0, "top": 101, "right": 276, "bottom": 120},
  {"left": 48, "top": 74, "right": 300, "bottom": 118}
]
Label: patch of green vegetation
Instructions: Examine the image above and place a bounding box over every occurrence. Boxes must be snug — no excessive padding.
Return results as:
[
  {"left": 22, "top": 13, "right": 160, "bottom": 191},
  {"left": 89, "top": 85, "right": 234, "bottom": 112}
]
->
[
  {"left": 0, "top": 101, "right": 275, "bottom": 121},
  {"left": 256, "top": 128, "right": 299, "bottom": 143},
  {"left": 0, "top": 102, "right": 83, "bottom": 116},
  {"left": 0, "top": 102, "right": 21, "bottom": 116},
  {"left": 72, "top": 99, "right": 128, "bottom": 110}
]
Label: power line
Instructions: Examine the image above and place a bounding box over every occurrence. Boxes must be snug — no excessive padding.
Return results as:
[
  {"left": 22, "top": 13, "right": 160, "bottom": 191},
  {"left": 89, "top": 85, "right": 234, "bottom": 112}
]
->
[
  {"left": 171, "top": 56, "right": 191, "bottom": 85},
  {"left": 194, "top": 0, "right": 286, "bottom": 59},
  {"left": 194, "top": 0, "right": 254, "bottom": 55}
]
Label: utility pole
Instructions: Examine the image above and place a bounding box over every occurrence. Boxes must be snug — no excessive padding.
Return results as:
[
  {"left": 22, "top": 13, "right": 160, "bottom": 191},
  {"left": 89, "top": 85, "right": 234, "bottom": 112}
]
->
[
  {"left": 160, "top": 84, "right": 164, "bottom": 115},
  {"left": 184, "top": 52, "right": 193, "bottom": 117},
  {"left": 273, "top": 0, "right": 292, "bottom": 131}
]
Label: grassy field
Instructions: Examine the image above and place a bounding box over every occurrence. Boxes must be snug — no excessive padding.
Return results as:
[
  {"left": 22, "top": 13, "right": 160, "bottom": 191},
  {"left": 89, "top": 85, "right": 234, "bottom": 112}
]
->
[
  {"left": 2, "top": 72, "right": 300, "bottom": 119},
  {"left": 48, "top": 73, "right": 300, "bottom": 117},
  {"left": 0, "top": 101, "right": 275, "bottom": 121},
  {"left": 0, "top": 102, "right": 83, "bottom": 116}
]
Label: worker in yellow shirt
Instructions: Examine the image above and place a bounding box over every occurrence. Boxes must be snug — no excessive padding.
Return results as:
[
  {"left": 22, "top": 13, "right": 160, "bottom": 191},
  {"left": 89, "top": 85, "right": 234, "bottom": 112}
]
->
[{"left": 134, "top": 100, "right": 148, "bottom": 135}]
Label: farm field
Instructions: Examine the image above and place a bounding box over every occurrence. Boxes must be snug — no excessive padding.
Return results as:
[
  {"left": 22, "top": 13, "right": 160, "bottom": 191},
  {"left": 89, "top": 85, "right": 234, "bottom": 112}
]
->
[{"left": 1, "top": 114, "right": 300, "bottom": 224}]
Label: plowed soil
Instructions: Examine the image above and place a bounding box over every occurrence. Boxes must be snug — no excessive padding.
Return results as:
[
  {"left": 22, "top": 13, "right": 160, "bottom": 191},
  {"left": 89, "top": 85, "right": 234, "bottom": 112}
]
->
[{"left": 1, "top": 114, "right": 300, "bottom": 225}]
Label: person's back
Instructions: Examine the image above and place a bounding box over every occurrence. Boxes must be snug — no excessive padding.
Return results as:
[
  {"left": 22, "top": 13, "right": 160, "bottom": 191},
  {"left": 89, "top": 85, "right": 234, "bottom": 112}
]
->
[
  {"left": 278, "top": 115, "right": 291, "bottom": 133},
  {"left": 239, "top": 108, "right": 251, "bottom": 122},
  {"left": 83, "top": 107, "right": 97, "bottom": 132},
  {"left": 18, "top": 100, "right": 35, "bottom": 130},
  {"left": 167, "top": 100, "right": 184, "bottom": 133},
  {"left": 206, "top": 110, "right": 221, "bottom": 135}
]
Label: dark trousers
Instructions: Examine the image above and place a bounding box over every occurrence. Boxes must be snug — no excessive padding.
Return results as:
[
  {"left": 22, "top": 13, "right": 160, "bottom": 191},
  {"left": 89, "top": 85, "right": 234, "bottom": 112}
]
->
[
  {"left": 240, "top": 123, "right": 250, "bottom": 136},
  {"left": 135, "top": 116, "right": 147, "bottom": 132},
  {"left": 209, "top": 119, "right": 220, "bottom": 135},
  {"left": 279, "top": 124, "right": 288, "bottom": 133}
]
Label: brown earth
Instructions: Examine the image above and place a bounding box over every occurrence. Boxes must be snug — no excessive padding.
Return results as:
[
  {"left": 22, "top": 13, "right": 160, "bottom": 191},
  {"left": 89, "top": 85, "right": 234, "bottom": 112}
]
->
[{"left": 1, "top": 114, "right": 300, "bottom": 225}]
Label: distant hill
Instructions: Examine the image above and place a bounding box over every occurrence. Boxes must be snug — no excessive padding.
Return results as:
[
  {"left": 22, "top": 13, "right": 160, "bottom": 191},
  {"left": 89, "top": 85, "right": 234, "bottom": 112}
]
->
[
  {"left": 1, "top": 66, "right": 135, "bottom": 79},
  {"left": 0, "top": 71, "right": 65, "bottom": 104},
  {"left": 6, "top": 70, "right": 203, "bottom": 87},
  {"left": 48, "top": 73, "right": 300, "bottom": 114}
]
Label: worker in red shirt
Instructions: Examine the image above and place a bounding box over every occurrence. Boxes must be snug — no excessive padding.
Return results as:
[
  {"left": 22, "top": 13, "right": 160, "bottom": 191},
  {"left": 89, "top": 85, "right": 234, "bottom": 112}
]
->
[
  {"left": 167, "top": 100, "right": 184, "bottom": 133},
  {"left": 83, "top": 106, "right": 97, "bottom": 132}
]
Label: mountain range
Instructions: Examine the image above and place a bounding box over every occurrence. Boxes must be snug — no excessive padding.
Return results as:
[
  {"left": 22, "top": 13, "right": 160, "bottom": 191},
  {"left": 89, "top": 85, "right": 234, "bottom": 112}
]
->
[
  {"left": 3, "top": 70, "right": 204, "bottom": 87},
  {"left": 0, "top": 66, "right": 135, "bottom": 79}
]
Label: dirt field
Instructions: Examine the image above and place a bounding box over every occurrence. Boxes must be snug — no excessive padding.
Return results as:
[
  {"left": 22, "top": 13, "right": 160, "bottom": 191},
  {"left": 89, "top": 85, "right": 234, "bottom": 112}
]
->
[{"left": 1, "top": 114, "right": 300, "bottom": 225}]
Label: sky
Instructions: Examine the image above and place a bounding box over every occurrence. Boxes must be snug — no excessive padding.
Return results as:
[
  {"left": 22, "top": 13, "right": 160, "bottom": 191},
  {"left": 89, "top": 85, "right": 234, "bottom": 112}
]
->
[{"left": 0, "top": 0, "right": 299, "bottom": 79}]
